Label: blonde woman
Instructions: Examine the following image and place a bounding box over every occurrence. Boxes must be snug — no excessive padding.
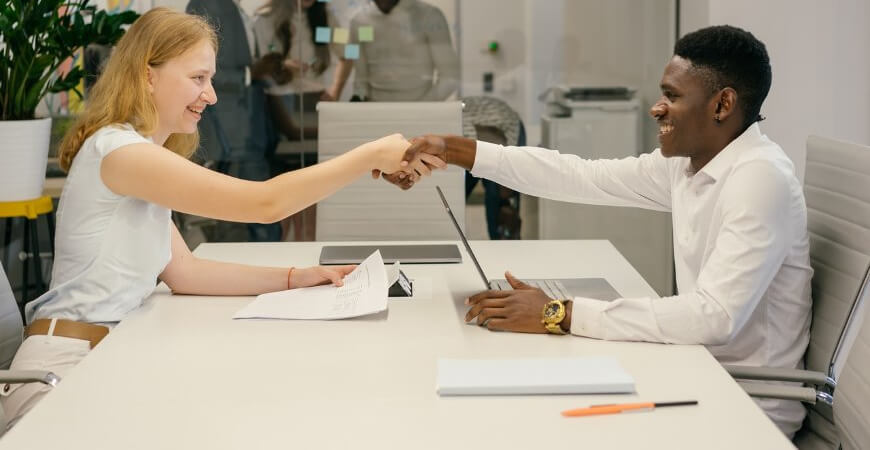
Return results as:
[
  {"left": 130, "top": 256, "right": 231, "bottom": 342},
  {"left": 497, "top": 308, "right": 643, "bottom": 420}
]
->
[{"left": 0, "top": 7, "right": 439, "bottom": 430}]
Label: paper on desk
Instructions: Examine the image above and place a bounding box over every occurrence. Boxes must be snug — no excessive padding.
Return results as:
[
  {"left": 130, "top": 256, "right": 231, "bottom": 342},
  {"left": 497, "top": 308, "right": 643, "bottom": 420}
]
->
[{"left": 233, "top": 251, "right": 388, "bottom": 320}]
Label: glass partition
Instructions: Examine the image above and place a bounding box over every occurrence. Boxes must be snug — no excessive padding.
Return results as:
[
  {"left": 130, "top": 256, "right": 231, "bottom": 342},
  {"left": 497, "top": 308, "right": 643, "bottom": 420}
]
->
[{"left": 56, "top": 0, "right": 677, "bottom": 293}]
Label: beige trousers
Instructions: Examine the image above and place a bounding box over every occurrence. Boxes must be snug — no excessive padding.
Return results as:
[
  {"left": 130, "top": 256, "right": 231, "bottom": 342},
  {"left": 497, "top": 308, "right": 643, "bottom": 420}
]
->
[{"left": 0, "top": 335, "right": 91, "bottom": 433}]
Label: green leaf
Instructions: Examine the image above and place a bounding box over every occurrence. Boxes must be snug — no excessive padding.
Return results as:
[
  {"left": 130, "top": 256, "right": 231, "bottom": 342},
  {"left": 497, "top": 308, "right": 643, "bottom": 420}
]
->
[{"left": 0, "top": 0, "right": 140, "bottom": 120}]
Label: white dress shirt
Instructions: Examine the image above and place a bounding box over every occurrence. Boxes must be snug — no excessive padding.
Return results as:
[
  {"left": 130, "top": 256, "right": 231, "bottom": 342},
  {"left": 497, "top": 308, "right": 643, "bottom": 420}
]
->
[{"left": 471, "top": 123, "right": 812, "bottom": 436}]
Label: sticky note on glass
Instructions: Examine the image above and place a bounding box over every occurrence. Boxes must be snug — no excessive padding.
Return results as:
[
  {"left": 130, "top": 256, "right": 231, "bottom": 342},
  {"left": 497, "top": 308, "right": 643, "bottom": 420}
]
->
[
  {"left": 332, "top": 27, "right": 350, "bottom": 44},
  {"left": 315, "top": 27, "right": 331, "bottom": 44},
  {"left": 358, "top": 26, "right": 374, "bottom": 42},
  {"left": 344, "top": 44, "right": 360, "bottom": 60}
]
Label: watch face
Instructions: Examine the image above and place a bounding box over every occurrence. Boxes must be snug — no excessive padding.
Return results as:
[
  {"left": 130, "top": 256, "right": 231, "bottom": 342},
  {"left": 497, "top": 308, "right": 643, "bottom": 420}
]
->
[{"left": 544, "top": 303, "right": 559, "bottom": 319}]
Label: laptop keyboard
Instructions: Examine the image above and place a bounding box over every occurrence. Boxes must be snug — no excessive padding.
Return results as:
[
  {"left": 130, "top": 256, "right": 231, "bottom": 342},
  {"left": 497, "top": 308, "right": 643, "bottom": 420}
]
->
[{"left": 493, "top": 279, "right": 571, "bottom": 299}]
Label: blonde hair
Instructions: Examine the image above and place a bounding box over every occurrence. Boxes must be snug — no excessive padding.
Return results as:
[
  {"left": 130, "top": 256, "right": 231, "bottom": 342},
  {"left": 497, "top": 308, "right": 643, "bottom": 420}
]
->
[{"left": 59, "top": 7, "right": 218, "bottom": 171}]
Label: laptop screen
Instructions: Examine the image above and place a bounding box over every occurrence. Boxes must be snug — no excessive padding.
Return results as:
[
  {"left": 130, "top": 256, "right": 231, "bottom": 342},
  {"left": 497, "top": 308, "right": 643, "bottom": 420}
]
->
[{"left": 436, "top": 186, "right": 491, "bottom": 289}]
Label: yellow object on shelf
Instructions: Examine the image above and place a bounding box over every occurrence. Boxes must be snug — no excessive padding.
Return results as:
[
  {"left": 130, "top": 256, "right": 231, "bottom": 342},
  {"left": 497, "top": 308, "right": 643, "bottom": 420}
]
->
[{"left": 0, "top": 196, "right": 54, "bottom": 220}]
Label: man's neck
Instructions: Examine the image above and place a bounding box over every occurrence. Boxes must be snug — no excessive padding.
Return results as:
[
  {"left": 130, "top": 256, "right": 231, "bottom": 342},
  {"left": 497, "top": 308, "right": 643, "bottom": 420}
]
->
[{"left": 689, "top": 124, "right": 748, "bottom": 172}]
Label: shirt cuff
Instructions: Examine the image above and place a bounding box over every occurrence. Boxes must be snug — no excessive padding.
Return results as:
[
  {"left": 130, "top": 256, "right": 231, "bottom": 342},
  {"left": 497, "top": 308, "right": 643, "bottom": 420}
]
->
[
  {"left": 569, "top": 297, "right": 610, "bottom": 338},
  {"left": 470, "top": 140, "right": 502, "bottom": 178}
]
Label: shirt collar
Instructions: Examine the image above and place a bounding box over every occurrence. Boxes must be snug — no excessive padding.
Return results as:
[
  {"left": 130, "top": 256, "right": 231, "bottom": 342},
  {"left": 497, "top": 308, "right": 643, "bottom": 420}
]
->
[{"left": 695, "top": 122, "right": 763, "bottom": 182}]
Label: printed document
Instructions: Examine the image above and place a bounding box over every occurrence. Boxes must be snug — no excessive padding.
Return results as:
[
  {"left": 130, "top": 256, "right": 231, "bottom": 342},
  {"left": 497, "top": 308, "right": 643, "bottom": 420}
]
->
[{"left": 233, "top": 251, "right": 388, "bottom": 320}]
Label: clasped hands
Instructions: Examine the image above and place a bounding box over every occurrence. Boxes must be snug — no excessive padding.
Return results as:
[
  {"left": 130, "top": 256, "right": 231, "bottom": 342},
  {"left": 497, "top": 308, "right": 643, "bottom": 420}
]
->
[
  {"left": 371, "top": 134, "right": 448, "bottom": 188},
  {"left": 369, "top": 134, "right": 447, "bottom": 183}
]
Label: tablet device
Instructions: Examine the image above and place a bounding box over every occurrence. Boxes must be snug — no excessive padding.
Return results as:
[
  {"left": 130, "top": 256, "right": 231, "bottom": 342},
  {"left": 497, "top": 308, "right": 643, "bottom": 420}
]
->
[{"left": 319, "top": 244, "right": 462, "bottom": 264}]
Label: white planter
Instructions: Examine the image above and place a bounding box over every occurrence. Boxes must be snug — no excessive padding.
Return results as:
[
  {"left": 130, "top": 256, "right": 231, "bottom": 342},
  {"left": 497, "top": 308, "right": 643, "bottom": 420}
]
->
[{"left": 0, "top": 117, "right": 52, "bottom": 202}]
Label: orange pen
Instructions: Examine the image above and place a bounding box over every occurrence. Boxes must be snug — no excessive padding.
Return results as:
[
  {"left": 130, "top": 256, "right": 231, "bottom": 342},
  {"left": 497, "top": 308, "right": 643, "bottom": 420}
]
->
[{"left": 561, "top": 400, "right": 698, "bottom": 417}]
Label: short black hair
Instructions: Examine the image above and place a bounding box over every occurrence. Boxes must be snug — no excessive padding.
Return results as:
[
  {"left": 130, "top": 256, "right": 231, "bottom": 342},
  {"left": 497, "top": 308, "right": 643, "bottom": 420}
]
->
[{"left": 674, "top": 25, "right": 771, "bottom": 130}]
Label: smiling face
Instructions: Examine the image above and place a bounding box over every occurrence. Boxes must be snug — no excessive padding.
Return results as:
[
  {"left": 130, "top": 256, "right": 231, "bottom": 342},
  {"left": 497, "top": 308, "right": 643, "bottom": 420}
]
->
[
  {"left": 148, "top": 39, "right": 217, "bottom": 144},
  {"left": 649, "top": 56, "right": 721, "bottom": 162}
]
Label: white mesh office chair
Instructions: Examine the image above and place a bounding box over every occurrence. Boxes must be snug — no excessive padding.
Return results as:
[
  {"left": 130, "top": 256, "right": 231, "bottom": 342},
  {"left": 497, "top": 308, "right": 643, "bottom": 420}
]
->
[
  {"left": 726, "top": 136, "right": 870, "bottom": 448},
  {"left": 316, "top": 102, "right": 465, "bottom": 241},
  {"left": 0, "top": 264, "right": 58, "bottom": 434}
]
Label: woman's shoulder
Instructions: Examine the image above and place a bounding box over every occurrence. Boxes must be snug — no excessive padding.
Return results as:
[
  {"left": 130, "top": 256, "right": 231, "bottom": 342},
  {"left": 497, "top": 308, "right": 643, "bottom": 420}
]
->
[{"left": 88, "top": 123, "right": 151, "bottom": 158}]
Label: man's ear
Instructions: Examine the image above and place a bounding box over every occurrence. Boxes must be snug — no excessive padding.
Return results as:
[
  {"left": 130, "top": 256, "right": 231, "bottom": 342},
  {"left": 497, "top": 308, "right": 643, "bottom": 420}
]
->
[{"left": 714, "top": 87, "right": 738, "bottom": 122}]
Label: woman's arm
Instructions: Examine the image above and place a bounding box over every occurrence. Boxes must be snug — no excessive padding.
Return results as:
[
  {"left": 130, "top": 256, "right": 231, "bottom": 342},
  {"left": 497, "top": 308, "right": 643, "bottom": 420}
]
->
[
  {"left": 160, "top": 224, "right": 356, "bottom": 295},
  {"left": 100, "top": 134, "right": 434, "bottom": 224}
]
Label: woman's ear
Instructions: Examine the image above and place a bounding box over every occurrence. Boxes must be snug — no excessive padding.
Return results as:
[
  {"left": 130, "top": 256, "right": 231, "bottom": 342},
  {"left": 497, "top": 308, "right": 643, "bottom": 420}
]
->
[{"left": 146, "top": 65, "right": 155, "bottom": 94}]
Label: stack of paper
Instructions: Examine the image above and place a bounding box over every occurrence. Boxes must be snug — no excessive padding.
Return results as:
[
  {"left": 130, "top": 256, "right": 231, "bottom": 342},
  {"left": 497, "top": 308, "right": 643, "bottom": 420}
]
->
[
  {"left": 233, "top": 251, "right": 388, "bottom": 320},
  {"left": 436, "top": 357, "right": 635, "bottom": 396}
]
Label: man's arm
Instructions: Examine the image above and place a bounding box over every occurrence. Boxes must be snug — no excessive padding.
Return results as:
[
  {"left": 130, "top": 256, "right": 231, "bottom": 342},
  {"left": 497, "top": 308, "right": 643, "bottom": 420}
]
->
[
  {"left": 326, "top": 59, "right": 354, "bottom": 101},
  {"left": 350, "top": 18, "right": 371, "bottom": 100},
  {"left": 571, "top": 161, "right": 797, "bottom": 344},
  {"left": 419, "top": 7, "right": 458, "bottom": 100},
  {"left": 465, "top": 160, "right": 799, "bottom": 343},
  {"left": 394, "top": 135, "right": 673, "bottom": 211}
]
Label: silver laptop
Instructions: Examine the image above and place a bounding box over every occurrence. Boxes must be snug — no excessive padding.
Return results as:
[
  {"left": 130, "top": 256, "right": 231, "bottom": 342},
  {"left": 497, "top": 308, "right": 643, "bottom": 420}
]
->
[
  {"left": 319, "top": 244, "right": 462, "bottom": 265},
  {"left": 436, "top": 186, "right": 621, "bottom": 301}
]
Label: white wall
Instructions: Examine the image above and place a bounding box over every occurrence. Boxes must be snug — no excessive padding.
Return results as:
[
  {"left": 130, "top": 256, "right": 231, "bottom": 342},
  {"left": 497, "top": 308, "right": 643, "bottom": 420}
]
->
[
  {"left": 681, "top": 0, "right": 870, "bottom": 181},
  {"left": 458, "top": 0, "right": 528, "bottom": 121},
  {"left": 460, "top": 0, "right": 675, "bottom": 148}
]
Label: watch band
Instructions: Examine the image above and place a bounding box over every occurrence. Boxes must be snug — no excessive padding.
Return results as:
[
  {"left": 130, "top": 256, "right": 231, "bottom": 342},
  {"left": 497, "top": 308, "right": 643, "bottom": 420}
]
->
[{"left": 545, "top": 321, "right": 567, "bottom": 335}]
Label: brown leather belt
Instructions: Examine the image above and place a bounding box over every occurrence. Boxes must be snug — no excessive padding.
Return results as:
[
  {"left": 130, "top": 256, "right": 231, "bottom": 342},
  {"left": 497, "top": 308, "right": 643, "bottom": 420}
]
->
[{"left": 24, "top": 319, "right": 109, "bottom": 349}]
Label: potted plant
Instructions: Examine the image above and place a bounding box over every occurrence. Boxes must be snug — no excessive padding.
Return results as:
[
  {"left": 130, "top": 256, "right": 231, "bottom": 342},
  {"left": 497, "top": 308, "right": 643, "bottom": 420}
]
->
[{"left": 0, "top": 0, "right": 138, "bottom": 201}]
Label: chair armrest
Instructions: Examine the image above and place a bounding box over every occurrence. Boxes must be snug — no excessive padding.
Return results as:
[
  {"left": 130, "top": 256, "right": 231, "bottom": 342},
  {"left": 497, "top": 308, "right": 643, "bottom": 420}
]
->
[
  {"left": 723, "top": 365, "right": 835, "bottom": 389},
  {"left": 737, "top": 381, "right": 818, "bottom": 404},
  {"left": 737, "top": 381, "right": 833, "bottom": 405},
  {"left": 0, "top": 370, "right": 60, "bottom": 387}
]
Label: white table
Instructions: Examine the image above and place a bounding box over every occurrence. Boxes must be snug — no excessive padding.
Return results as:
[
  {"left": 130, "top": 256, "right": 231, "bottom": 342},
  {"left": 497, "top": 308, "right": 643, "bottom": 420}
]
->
[{"left": 0, "top": 241, "right": 794, "bottom": 449}]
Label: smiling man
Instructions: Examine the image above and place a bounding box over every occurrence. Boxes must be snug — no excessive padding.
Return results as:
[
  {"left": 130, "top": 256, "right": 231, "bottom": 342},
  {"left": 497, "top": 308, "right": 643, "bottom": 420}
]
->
[{"left": 389, "top": 25, "right": 812, "bottom": 437}]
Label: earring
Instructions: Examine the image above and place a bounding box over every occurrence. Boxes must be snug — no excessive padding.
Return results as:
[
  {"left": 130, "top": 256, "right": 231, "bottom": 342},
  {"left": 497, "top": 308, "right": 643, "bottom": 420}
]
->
[{"left": 714, "top": 114, "right": 721, "bottom": 123}]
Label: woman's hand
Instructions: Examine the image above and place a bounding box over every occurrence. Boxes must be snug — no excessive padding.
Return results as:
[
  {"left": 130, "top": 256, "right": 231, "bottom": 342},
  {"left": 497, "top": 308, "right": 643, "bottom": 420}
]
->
[
  {"left": 367, "top": 134, "right": 447, "bottom": 181},
  {"left": 289, "top": 265, "right": 356, "bottom": 288}
]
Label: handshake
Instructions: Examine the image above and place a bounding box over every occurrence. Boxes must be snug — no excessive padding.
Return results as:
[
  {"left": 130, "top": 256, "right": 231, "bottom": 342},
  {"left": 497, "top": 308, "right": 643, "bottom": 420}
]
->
[{"left": 367, "top": 134, "right": 458, "bottom": 190}]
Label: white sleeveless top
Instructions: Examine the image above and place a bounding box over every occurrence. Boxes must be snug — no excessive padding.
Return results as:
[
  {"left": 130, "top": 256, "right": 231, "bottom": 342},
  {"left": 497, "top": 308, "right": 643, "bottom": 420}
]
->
[{"left": 26, "top": 124, "right": 172, "bottom": 324}]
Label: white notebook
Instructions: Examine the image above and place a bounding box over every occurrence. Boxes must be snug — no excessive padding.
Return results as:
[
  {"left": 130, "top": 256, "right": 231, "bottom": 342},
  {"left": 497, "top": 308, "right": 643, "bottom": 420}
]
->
[{"left": 436, "top": 357, "right": 635, "bottom": 396}]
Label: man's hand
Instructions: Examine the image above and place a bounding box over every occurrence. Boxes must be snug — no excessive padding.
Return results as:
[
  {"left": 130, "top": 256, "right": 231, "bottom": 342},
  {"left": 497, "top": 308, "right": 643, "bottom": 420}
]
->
[
  {"left": 289, "top": 265, "right": 356, "bottom": 288},
  {"left": 320, "top": 89, "right": 337, "bottom": 102},
  {"left": 465, "top": 272, "right": 570, "bottom": 333},
  {"left": 368, "top": 134, "right": 447, "bottom": 186},
  {"left": 373, "top": 135, "right": 449, "bottom": 189}
]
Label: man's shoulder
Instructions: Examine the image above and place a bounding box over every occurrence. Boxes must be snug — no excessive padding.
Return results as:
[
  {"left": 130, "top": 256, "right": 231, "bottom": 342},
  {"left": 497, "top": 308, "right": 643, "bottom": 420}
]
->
[
  {"left": 733, "top": 139, "right": 797, "bottom": 183},
  {"left": 410, "top": 0, "right": 447, "bottom": 17}
]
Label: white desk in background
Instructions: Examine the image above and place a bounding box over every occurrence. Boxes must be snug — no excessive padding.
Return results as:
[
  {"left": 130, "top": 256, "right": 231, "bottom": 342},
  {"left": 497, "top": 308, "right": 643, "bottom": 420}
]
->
[{"left": 0, "top": 240, "right": 794, "bottom": 449}]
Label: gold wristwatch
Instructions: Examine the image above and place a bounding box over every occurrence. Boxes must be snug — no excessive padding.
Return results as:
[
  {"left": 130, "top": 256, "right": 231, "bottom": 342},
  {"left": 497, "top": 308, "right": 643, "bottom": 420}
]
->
[{"left": 541, "top": 299, "right": 568, "bottom": 335}]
